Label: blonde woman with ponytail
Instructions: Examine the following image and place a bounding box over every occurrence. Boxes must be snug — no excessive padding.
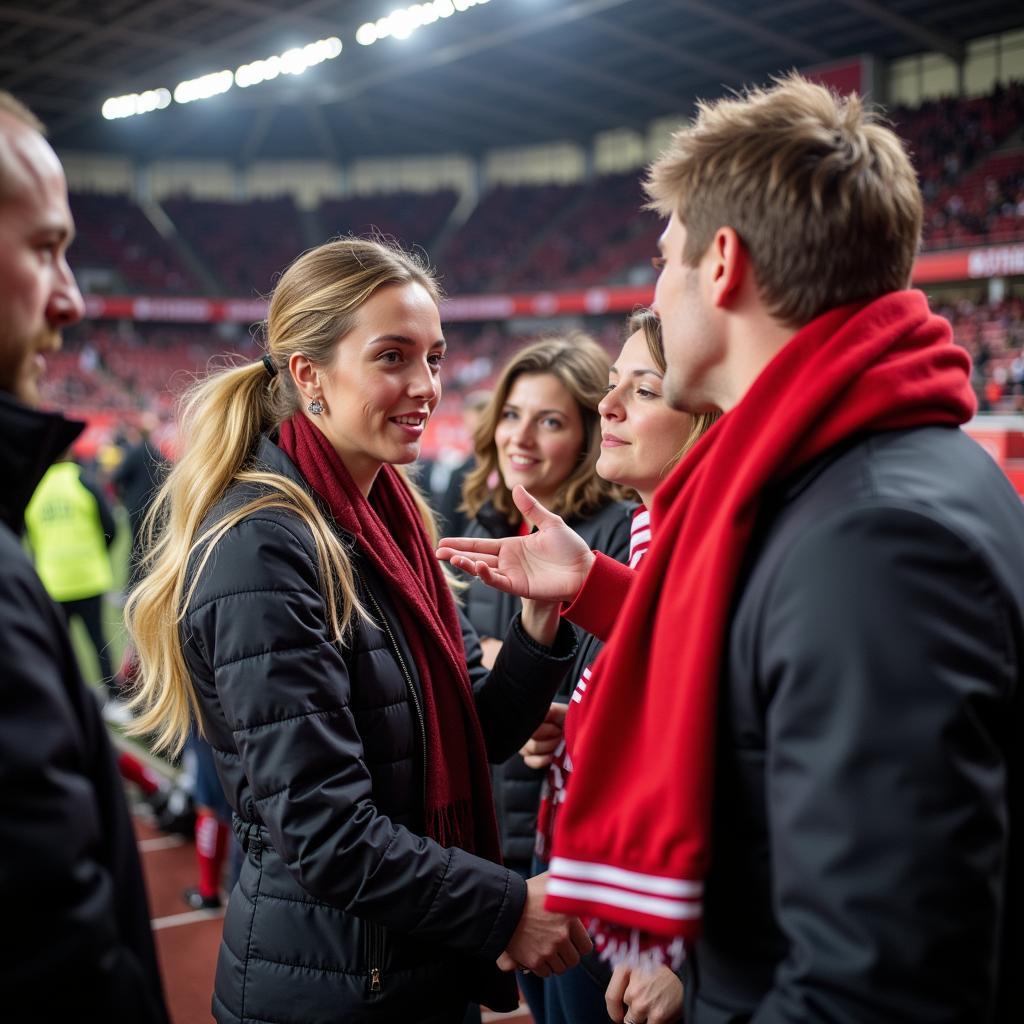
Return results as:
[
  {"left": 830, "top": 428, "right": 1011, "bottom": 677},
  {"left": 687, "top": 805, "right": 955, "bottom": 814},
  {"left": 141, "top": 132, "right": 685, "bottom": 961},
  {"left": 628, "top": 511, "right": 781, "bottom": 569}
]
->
[{"left": 126, "top": 238, "right": 591, "bottom": 1023}]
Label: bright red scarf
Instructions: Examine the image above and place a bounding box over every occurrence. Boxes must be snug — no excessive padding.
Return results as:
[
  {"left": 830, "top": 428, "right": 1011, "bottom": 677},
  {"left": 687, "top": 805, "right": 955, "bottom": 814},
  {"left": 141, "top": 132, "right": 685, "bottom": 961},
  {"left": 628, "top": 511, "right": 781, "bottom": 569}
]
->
[
  {"left": 546, "top": 290, "right": 976, "bottom": 947},
  {"left": 279, "top": 413, "right": 502, "bottom": 861}
]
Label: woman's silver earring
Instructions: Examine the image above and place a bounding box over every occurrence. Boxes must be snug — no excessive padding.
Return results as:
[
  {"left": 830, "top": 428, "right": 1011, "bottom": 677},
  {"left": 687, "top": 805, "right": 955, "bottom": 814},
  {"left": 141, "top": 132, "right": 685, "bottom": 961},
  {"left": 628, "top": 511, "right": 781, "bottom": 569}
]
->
[{"left": 308, "top": 397, "right": 324, "bottom": 416}]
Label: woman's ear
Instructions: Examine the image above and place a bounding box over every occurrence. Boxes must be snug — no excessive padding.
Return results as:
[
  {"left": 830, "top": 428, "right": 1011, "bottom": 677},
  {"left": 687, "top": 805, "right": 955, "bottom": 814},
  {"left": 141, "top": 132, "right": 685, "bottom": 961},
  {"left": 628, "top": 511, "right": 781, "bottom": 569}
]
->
[{"left": 289, "top": 352, "right": 320, "bottom": 403}]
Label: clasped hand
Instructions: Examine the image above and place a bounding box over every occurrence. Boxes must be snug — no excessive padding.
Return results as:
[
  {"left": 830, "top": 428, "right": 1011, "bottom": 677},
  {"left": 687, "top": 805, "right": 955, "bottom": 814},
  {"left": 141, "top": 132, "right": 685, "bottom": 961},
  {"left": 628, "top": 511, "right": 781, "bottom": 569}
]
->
[{"left": 496, "top": 872, "right": 592, "bottom": 978}]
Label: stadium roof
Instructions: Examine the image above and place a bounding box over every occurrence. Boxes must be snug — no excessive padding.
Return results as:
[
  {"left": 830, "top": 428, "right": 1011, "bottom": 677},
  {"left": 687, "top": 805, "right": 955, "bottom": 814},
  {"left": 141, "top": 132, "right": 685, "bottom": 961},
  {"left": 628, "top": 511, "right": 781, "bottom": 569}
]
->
[{"left": 4, "top": 0, "right": 1024, "bottom": 161}]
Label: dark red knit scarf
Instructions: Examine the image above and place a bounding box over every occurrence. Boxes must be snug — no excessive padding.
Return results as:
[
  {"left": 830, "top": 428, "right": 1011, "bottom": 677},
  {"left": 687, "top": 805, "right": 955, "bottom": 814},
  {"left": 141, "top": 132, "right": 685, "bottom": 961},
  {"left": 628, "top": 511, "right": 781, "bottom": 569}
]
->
[
  {"left": 279, "top": 413, "right": 502, "bottom": 861},
  {"left": 546, "top": 290, "right": 977, "bottom": 949}
]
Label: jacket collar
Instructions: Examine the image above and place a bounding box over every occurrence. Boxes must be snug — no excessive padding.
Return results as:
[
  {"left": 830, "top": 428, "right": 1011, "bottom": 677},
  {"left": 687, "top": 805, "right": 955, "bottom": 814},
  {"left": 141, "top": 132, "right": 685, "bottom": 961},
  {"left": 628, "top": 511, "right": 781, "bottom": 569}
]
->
[
  {"left": 255, "top": 432, "right": 306, "bottom": 487},
  {"left": 0, "top": 392, "right": 83, "bottom": 534},
  {"left": 253, "top": 433, "right": 357, "bottom": 547}
]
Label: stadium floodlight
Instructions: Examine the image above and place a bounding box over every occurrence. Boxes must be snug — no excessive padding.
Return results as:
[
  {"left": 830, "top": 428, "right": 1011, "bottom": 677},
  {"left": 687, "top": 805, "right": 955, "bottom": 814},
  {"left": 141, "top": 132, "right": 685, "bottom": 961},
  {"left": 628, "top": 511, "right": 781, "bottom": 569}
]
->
[
  {"left": 101, "top": 88, "right": 172, "bottom": 120},
  {"left": 235, "top": 37, "right": 342, "bottom": 88},
  {"left": 174, "top": 69, "right": 234, "bottom": 105},
  {"left": 100, "top": 36, "right": 343, "bottom": 118},
  {"left": 356, "top": 0, "right": 490, "bottom": 46}
]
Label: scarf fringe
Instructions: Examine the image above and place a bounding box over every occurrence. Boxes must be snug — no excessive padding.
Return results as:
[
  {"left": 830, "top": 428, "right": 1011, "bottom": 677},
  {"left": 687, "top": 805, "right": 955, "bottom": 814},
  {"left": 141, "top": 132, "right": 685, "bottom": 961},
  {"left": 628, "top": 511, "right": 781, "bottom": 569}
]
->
[
  {"left": 588, "top": 923, "right": 686, "bottom": 972},
  {"left": 548, "top": 291, "right": 976, "bottom": 948},
  {"left": 428, "top": 797, "right": 479, "bottom": 853}
]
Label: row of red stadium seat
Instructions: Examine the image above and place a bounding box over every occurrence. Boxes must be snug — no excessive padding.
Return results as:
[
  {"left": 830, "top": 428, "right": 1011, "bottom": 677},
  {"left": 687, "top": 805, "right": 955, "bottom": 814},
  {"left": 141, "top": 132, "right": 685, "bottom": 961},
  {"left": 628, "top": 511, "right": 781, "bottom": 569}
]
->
[{"left": 65, "top": 81, "right": 1024, "bottom": 301}]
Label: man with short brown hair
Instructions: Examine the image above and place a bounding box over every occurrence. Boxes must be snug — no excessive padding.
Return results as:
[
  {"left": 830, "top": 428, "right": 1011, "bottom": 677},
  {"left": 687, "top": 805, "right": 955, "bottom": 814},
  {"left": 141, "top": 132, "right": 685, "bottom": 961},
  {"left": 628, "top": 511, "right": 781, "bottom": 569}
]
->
[
  {"left": 441, "top": 75, "right": 1023, "bottom": 1023},
  {"left": 0, "top": 91, "right": 168, "bottom": 1021}
]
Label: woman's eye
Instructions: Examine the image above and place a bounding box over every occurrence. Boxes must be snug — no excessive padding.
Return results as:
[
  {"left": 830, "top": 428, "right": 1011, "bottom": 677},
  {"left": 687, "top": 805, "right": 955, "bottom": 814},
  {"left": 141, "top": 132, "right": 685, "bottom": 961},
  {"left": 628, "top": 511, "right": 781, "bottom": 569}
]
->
[
  {"left": 428, "top": 353, "right": 447, "bottom": 369},
  {"left": 542, "top": 417, "right": 564, "bottom": 430},
  {"left": 603, "top": 384, "right": 616, "bottom": 395},
  {"left": 500, "top": 408, "right": 517, "bottom": 420},
  {"left": 636, "top": 388, "right": 659, "bottom": 399},
  {"left": 379, "top": 351, "right": 402, "bottom": 364}
]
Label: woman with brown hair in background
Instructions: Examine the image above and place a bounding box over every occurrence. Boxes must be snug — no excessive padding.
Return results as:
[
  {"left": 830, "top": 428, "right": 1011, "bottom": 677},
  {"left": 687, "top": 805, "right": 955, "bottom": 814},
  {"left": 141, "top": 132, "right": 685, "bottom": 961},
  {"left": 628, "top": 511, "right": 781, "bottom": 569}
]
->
[
  {"left": 522, "top": 309, "right": 718, "bottom": 1024},
  {"left": 457, "top": 333, "right": 634, "bottom": 1022}
]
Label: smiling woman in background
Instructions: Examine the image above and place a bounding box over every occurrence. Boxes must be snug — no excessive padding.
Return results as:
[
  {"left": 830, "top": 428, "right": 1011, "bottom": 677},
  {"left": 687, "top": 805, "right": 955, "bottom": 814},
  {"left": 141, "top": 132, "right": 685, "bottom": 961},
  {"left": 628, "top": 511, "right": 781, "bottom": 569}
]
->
[
  {"left": 525, "top": 309, "right": 719, "bottom": 1024},
  {"left": 457, "top": 333, "right": 634, "bottom": 1022}
]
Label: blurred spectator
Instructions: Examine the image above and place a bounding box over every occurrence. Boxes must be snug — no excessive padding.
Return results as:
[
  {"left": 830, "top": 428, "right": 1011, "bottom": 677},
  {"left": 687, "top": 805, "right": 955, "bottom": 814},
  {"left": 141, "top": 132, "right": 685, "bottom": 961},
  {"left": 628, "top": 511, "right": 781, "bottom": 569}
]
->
[
  {"left": 181, "top": 733, "right": 236, "bottom": 911},
  {"left": 113, "top": 413, "right": 169, "bottom": 585},
  {"left": 24, "top": 455, "right": 127, "bottom": 721}
]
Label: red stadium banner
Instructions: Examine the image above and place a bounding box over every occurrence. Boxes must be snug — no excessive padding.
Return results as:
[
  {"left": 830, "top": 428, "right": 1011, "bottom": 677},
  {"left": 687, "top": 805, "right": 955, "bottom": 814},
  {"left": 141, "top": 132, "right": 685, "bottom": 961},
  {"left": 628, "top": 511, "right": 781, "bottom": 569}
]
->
[
  {"left": 80, "top": 243, "right": 1024, "bottom": 326},
  {"left": 913, "top": 243, "right": 1024, "bottom": 282},
  {"left": 83, "top": 286, "right": 658, "bottom": 324}
]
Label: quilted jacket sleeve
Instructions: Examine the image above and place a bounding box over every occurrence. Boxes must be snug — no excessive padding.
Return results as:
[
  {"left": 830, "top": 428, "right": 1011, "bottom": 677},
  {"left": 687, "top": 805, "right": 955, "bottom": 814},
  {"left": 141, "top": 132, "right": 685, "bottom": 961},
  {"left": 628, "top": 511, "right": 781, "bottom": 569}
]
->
[
  {"left": 463, "top": 607, "right": 578, "bottom": 763},
  {"left": 185, "top": 515, "right": 524, "bottom": 959}
]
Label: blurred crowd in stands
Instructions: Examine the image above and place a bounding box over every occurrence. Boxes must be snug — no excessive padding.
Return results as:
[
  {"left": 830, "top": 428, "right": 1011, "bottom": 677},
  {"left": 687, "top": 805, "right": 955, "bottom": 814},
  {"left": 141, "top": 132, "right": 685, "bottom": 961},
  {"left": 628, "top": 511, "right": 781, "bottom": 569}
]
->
[
  {"left": 42, "top": 80, "right": 1024, "bottom": 458},
  {"left": 42, "top": 293, "right": 1024, "bottom": 477},
  {"left": 67, "top": 81, "right": 1024, "bottom": 302},
  {"left": 939, "top": 294, "right": 1024, "bottom": 412},
  {"left": 892, "top": 81, "right": 1024, "bottom": 249}
]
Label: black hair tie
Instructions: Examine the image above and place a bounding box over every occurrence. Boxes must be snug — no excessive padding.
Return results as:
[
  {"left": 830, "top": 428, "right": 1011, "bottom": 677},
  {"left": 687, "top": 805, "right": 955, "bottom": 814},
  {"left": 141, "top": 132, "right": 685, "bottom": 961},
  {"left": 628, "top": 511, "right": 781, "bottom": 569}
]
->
[{"left": 262, "top": 354, "right": 278, "bottom": 379}]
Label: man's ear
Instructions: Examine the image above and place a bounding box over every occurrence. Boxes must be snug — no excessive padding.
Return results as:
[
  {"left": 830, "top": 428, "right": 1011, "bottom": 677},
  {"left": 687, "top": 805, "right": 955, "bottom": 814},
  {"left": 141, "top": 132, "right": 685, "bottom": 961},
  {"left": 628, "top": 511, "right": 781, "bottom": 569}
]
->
[
  {"left": 707, "top": 227, "right": 747, "bottom": 309},
  {"left": 289, "top": 352, "right": 321, "bottom": 402}
]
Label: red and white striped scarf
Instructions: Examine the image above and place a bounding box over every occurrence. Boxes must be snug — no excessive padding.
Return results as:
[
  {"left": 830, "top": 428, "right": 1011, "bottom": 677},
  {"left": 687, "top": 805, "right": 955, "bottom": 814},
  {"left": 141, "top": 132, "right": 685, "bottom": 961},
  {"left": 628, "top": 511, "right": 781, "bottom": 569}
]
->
[
  {"left": 544, "top": 292, "right": 976, "bottom": 968},
  {"left": 534, "top": 506, "right": 650, "bottom": 863}
]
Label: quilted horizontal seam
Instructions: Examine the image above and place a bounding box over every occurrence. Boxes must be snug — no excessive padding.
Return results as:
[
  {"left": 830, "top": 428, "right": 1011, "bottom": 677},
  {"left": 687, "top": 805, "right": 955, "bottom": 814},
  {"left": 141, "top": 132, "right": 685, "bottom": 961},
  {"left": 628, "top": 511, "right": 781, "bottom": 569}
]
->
[
  {"left": 215, "top": 638, "right": 335, "bottom": 670},
  {"left": 189, "top": 585, "right": 309, "bottom": 616},
  {"left": 233, "top": 705, "right": 346, "bottom": 735}
]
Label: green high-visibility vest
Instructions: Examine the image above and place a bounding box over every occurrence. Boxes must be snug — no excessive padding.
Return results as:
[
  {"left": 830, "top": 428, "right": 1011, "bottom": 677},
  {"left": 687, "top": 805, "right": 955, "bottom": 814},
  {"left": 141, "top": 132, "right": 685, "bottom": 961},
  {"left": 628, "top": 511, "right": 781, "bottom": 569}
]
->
[{"left": 24, "top": 462, "right": 114, "bottom": 602}]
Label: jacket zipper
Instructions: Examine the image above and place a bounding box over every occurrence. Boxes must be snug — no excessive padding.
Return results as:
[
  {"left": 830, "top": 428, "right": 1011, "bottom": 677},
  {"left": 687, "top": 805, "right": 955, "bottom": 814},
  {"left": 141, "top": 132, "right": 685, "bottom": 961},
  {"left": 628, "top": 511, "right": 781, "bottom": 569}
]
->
[
  {"left": 359, "top": 581, "right": 429, "bottom": 816},
  {"left": 357, "top": 578, "right": 429, "bottom": 997},
  {"left": 364, "top": 920, "right": 385, "bottom": 994}
]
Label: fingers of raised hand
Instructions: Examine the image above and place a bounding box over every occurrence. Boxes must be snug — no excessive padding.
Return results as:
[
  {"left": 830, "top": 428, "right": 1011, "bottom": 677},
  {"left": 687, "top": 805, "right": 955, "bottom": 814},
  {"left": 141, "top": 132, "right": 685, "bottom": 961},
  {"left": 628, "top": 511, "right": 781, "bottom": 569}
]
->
[
  {"left": 440, "top": 551, "right": 499, "bottom": 572},
  {"left": 437, "top": 536, "right": 503, "bottom": 555}
]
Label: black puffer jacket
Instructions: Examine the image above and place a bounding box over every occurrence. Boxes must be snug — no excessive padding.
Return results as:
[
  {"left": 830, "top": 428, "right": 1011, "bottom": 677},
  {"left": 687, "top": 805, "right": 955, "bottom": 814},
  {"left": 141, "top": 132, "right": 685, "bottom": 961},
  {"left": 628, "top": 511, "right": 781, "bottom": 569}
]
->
[
  {"left": 461, "top": 498, "right": 634, "bottom": 868},
  {"left": 183, "top": 439, "right": 577, "bottom": 1023}
]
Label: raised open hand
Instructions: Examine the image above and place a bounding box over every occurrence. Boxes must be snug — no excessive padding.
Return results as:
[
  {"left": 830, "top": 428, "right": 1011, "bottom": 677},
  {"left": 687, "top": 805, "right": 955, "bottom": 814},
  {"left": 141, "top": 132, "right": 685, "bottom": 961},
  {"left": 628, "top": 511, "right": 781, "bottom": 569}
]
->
[{"left": 437, "top": 486, "right": 594, "bottom": 603}]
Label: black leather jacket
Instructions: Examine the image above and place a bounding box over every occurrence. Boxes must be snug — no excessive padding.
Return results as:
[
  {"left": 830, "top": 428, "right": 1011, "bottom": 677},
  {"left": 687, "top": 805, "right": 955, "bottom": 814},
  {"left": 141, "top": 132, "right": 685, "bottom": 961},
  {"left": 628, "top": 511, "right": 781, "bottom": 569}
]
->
[{"left": 183, "top": 438, "right": 577, "bottom": 1023}]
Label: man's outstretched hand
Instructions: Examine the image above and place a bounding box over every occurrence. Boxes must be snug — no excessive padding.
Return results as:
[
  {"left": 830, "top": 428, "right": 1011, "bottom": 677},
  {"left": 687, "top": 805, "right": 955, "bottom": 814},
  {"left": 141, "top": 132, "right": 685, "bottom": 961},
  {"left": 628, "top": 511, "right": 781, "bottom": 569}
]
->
[{"left": 437, "top": 486, "right": 594, "bottom": 604}]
